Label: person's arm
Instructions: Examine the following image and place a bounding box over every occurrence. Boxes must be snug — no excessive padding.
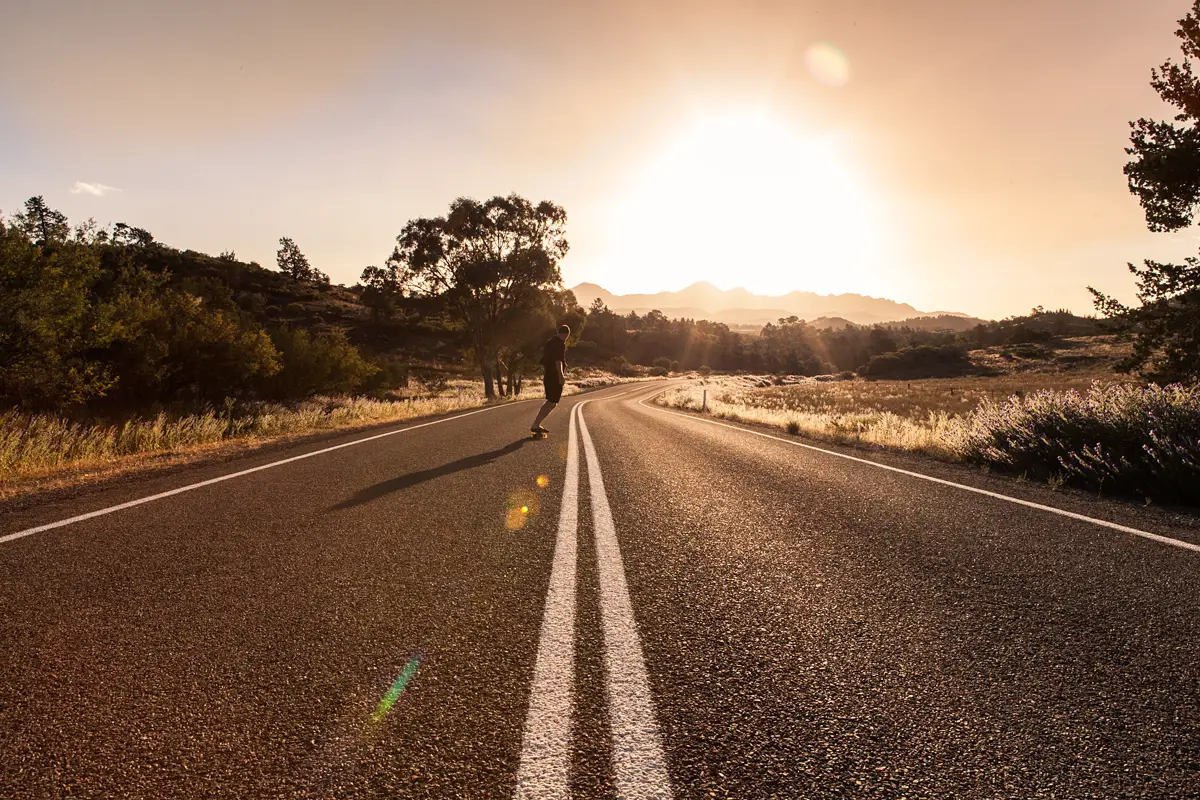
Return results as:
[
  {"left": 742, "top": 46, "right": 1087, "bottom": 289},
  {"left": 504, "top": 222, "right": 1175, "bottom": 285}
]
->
[{"left": 557, "top": 359, "right": 566, "bottom": 384}]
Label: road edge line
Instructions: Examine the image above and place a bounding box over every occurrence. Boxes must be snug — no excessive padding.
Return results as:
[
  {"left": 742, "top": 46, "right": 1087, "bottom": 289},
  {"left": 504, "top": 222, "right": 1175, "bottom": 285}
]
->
[
  {"left": 1, "top": 402, "right": 532, "bottom": 545},
  {"left": 638, "top": 393, "right": 1200, "bottom": 555}
]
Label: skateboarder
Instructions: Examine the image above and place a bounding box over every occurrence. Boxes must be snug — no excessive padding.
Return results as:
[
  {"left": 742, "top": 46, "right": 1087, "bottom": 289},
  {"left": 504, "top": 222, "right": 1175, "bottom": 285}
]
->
[{"left": 530, "top": 324, "right": 570, "bottom": 436}]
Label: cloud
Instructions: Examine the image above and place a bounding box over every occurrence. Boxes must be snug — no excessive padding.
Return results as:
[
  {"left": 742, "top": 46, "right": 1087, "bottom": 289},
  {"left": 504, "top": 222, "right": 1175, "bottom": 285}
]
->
[{"left": 69, "top": 181, "right": 120, "bottom": 196}]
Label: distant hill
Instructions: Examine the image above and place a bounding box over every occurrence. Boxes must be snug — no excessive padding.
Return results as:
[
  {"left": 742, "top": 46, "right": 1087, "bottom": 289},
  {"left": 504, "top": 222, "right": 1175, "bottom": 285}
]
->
[
  {"left": 881, "top": 315, "right": 989, "bottom": 333},
  {"left": 571, "top": 281, "right": 984, "bottom": 326}
]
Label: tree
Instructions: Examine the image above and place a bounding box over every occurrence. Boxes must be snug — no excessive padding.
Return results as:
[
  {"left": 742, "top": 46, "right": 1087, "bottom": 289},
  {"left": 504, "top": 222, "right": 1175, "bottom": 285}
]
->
[
  {"left": 0, "top": 215, "right": 119, "bottom": 408},
  {"left": 1090, "top": 1, "right": 1200, "bottom": 380},
  {"left": 14, "top": 196, "right": 70, "bottom": 245},
  {"left": 277, "top": 237, "right": 328, "bottom": 285},
  {"left": 360, "top": 261, "right": 404, "bottom": 320},
  {"left": 388, "top": 194, "right": 570, "bottom": 397},
  {"left": 111, "top": 222, "right": 155, "bottom": 248}
]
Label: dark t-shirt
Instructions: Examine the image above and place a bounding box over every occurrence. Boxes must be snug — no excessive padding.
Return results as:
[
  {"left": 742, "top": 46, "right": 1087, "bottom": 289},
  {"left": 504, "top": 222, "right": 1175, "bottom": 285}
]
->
[{"left": 541, "top": 336, "right": 566, "bottom": 379}]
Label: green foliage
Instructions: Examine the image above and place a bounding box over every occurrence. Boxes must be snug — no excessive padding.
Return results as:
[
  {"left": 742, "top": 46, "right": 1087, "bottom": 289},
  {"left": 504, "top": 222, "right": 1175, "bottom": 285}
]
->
[
  {"left": 954, "top": 382, "right": 1200, "bottom": 503},
  {"left": 266, "top": 327, "right": 378, "bottom": 400},
  {"left": 100, "top": 288, "right": 281, "bottom": 407},
  {"left": 13, "top": 196, "right": 70, "bottom": 245},
  {"left": 1091, "top": 1, "right": 1200, "bottom": 379},
  {"left": 0, "top": 220, "right": 120, "bottom": 408},
  {"left": 1091, "top": 257, "right": 1200, "bottom": 381},
  {"left": 389, "top": 194, "right": 572, "bottom": 397}
]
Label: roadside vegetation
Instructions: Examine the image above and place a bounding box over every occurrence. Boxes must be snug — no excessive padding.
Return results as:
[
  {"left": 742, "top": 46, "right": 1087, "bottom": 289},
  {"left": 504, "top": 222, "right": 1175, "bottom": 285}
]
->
[
  {"left": 657, "top": 352, "right": 1200, "bottom": 505},
  {"left": 0, "top": 370, "right": 652, "bottom": 499}
]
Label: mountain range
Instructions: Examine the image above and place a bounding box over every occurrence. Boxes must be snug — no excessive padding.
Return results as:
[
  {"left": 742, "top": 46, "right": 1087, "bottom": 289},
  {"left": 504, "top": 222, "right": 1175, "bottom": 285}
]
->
[{"left": 569, "top": 282, "right": 981, "bottom": 327}]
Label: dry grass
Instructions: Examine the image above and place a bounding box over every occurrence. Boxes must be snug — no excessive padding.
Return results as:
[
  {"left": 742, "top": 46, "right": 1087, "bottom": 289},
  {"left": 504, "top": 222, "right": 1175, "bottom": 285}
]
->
[
  {"left": 656, "top": 367, "right": 1139, "bottom": 459},
  {"left": 0, "top": 373, "right": 647, "bottom": 500}
]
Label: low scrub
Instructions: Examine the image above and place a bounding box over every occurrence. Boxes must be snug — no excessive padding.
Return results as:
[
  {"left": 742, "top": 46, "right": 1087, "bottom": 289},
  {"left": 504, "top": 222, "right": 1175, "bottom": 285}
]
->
[
  {"left": 861, "top": 344, "right": 974, "bottom": 379},
  {"left": 0, "top": 395, "right": 480, "bottom": 487},
  {"left": 658, "top": 377, "right": 1200, "bottom": 505},
  {"left": 952, "top": 382, "right": 1200, "bottom": 503},
  {"left": 0, "top": 371, "right": 650, "bottom": 495}
]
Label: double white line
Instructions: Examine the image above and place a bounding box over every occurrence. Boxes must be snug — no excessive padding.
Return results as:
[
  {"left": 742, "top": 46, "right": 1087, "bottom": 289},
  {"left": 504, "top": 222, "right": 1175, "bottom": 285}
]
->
[{"left": 515, "top": 401, "right": 672, "bottom": 799}]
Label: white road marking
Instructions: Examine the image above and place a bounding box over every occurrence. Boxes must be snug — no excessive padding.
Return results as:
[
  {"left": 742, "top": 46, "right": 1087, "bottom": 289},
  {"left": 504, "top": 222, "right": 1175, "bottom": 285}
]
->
[
  {"left": 515, "top": 405, "right": 581, "bottom": 800},
  {"left": 577, "top": 401, "right": 673, "bottom": 800},
  {"left": 0, "top": 402, "right": 535, "bottom": 546},
  {"left": 640, "top": 394, "right": 1200, "bottom": 555}
]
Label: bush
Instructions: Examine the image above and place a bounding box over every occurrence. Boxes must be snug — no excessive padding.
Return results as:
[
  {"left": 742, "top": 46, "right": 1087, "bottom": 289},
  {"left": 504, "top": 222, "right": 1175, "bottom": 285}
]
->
[
  {"left": 698, "top": 365, "right": 712, "bottom": 377},
  {"left": 648, "top": 366, "right": 669, "bottom": 377},
  {"left": 607, "top": 355, "right": 640, "bottom": 377},
  {"left": 265, "top": 327, "right": 377, "bottom": 400},
  {"left": 952, "top": 382, "right": 1200, "bottom": 503},
  {"left": 861, "top": 345, "right": 972, "bottom": 379},
  {"left": 652, "top": 357, "right": 673, "bottom": 373},
  {"left": 415, "top": 371, "right": 450, "bottom": 395}
]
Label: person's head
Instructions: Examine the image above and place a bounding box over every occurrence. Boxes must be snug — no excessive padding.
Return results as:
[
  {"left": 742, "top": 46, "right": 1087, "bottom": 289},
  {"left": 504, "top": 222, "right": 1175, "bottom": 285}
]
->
[{"left": 557, "top": 324, "right": 570, "bottom": 340}]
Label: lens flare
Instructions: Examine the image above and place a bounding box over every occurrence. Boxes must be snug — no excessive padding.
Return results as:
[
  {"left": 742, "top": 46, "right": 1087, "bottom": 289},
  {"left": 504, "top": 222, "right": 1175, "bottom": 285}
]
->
[
  {"left": 506, "top": 489, "right": 540, "bottom": 530},
  {"left": 370, "top": 653, "right": 422, "bottom": 726},
  {"left": 536, "top": 474, "right": 550, "bottom": 488},
  {"left": 804, "top": 42, "right": 850, "bottom": 87}
]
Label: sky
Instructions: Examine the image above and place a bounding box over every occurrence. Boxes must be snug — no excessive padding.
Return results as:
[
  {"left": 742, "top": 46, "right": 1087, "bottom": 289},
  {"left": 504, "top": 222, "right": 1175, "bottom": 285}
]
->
[{"left": 2, "top": 0, "right": 1199, "bottom": 320}]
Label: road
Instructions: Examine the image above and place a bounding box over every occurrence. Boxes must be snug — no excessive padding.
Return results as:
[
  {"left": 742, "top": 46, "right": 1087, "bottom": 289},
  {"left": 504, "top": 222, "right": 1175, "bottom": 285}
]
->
[{"left": 1, "top": 381, "right": 1198, "bottom": 798}]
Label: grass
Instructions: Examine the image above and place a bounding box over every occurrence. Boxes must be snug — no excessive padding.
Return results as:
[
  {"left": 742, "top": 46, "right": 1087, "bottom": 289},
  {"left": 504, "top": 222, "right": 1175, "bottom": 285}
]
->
[
  {"left": 657, "top": 367, "right": 1200, "bottom": 505},
  {"left": 0, "top": 372, "right": 646, "bottom": 500}
]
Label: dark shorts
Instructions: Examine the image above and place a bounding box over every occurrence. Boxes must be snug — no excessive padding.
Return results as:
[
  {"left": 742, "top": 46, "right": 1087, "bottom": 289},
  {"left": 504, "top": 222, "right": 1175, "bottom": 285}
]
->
[{"left": 543, "top": 375, "right": 564, "bottom": 403}]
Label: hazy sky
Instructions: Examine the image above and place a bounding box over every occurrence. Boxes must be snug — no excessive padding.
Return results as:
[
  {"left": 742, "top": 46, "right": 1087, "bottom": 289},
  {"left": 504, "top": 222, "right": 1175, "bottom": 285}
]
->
[{"left": 3, "top": 0, "right": 1198, "bottom": 319}]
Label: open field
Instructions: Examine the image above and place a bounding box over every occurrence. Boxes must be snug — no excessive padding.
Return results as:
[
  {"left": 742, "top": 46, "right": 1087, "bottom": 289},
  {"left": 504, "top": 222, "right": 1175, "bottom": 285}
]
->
[
  {"left": 0, "top": 371, "right": 647, "bottom": 501},
  {"left": 657, "top": 338, "right": 1200, "bottom": 504},
  {"left": 659, "top": 367, "right": 1138, "bottom": 458}
]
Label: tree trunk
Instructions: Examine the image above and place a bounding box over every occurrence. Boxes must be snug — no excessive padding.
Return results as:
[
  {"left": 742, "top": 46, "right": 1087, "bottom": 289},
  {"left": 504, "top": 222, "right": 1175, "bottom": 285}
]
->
[
  {"left": 482, "top": 361, "right": 495, "bottom": 399},
  {"left": 495, "top": 360, "right": 507, "bottom": 396}
]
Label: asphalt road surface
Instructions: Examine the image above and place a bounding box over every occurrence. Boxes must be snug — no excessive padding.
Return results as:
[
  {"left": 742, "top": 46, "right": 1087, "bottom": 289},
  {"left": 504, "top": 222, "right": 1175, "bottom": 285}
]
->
[{"left": 2, "top": 381, "right": 1198, "bottom": 798}]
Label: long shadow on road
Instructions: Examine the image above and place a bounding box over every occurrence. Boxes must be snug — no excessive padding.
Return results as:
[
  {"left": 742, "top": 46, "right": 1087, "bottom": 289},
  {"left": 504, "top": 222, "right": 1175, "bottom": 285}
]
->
[{"left": 330, "top": 438, "right": 530, "bottom": 511}]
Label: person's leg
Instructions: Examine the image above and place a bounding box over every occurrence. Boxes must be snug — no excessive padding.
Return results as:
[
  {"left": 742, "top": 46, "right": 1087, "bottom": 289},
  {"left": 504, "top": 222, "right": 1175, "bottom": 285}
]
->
[{"left": 531, "top": 400, "right": 556, "bottom": 430}]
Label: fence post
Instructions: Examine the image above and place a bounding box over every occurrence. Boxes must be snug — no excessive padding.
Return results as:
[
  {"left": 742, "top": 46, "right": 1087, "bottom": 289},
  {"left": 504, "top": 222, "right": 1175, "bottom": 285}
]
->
[{"left": 702, "top": 389, "right": 708, "bottom": 412}]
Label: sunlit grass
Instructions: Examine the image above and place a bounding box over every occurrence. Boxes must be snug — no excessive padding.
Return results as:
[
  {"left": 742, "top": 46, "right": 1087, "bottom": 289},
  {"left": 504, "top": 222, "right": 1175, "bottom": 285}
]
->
[
  {"left": 657, "top": 375, "right": 1200, "bottom": 504},
  {"left": 0, "top": 373, "right": 650, "bottom": 496}
]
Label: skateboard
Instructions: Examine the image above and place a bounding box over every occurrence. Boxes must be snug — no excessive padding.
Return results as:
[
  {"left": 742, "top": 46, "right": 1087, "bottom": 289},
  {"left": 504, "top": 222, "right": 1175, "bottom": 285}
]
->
[{"left": 529, "top": 430, "right": 548, "bottom": 439}]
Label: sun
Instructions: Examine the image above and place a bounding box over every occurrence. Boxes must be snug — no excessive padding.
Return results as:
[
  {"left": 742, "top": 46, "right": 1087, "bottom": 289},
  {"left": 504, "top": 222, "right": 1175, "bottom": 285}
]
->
[{"left": 607, "top": 112, "right": 883, "bottom": 296}]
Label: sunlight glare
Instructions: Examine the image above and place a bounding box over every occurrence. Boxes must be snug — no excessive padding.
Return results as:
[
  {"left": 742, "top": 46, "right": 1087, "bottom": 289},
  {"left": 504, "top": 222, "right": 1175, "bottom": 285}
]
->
[{"left": 608, "top": 112, "right": 883, "bottom": 297}]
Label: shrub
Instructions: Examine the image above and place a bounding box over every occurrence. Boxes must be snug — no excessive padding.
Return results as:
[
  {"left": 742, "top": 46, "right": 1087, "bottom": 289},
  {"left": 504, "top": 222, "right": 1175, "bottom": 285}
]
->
[
  {"left": 652, "top": 357, "right": 673, "bottom": 372},
  {"left": 648, "top": 366, "right": 669, "bottom": 377},
  {"left": 698, "top": 365, "right": 712, "bottom": 377},
  {"left": 952, "top": 382, "right": 1200, "bottom": 503},
  {"left": 861, "top": 345, "right": 972, "bottom": 379},
  {"left": 266, "top": 327, "right": 377, "bottom": 400},
  {"left": 607, "top": 355, "right": 640, "bottom": 377},
  {"left": 416, "top": 371, "right": 450, "bottom": 395},
  {"left": 786, "top": 420, "right": 801, "bottom": 435}
]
